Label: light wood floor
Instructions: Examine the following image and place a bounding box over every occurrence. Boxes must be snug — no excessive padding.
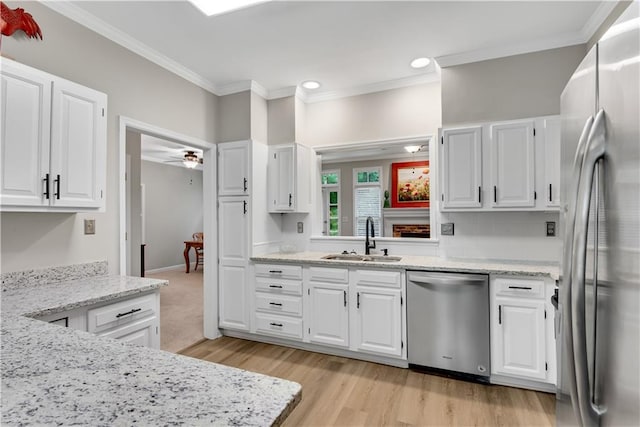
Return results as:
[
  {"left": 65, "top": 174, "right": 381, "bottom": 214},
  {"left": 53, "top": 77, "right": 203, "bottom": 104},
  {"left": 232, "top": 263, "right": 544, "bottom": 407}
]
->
[{"left": 181, "top": 337, "right": 555, "bottom": 426}]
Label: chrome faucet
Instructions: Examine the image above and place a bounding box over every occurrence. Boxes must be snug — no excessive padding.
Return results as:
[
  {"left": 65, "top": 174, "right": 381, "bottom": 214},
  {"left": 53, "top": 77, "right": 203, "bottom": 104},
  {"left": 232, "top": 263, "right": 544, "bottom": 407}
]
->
[{"left": 365, "top": 216, "right": 376, "bottom": 255}]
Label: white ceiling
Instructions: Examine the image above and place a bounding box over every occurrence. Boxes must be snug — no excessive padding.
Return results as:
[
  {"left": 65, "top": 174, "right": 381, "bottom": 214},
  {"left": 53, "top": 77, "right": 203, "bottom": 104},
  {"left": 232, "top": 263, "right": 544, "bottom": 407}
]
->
[{"left": 51, "top": 1, "right": 612, "bottom": 102}]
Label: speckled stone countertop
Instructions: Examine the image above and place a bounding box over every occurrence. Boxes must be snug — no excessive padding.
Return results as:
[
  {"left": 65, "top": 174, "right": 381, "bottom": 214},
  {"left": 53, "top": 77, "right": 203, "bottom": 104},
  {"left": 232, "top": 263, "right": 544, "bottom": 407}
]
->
[
  {"left": 251, "top": 252, "right": 560, "bottom": 280},
  {"left": 1, "top": 267, "right": 301, "bottom": 426}
]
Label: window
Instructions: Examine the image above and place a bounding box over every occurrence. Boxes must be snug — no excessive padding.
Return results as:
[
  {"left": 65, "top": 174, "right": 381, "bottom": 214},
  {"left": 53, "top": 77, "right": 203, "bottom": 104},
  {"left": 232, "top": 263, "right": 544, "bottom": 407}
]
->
[
  {"left": 353, "top": 167, "right": 382, "bottom": 237},
  {"left": 321, "top": 170, "right": 340, "bottom": 236}
]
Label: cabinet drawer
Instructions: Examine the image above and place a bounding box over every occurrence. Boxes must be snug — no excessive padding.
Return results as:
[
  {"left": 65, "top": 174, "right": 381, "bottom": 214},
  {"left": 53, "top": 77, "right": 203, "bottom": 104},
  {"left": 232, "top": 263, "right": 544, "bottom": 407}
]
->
[
  {"left": 255, "top": 292, "right": 302, "bottom": 317},
  {"left": 255, "top": 263, "right": 302, "bottom": 280},
  {"left": 88, "top": 293, "right": 157, "bottom": 334},
  {"left": 308, "top": 266, "right": 349, "bottom": 283},
  {"left": 255, "top": 276, "right": 302, "bottom": 295},
  {"left": 493, "top": 277, "right": 544, "bottom": 299},
  {"left": 353, "top": 269, "right": 402, "bottom": 289},
  {"left": 254, "top": 313, "right": 303, "bottom": 340}
]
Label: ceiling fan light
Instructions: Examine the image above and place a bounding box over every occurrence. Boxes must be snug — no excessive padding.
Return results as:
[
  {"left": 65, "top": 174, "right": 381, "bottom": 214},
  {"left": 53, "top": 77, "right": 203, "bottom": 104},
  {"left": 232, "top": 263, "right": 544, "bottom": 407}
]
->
[{"left": 183, "top": 159, "right": 199, "bottom": 169}]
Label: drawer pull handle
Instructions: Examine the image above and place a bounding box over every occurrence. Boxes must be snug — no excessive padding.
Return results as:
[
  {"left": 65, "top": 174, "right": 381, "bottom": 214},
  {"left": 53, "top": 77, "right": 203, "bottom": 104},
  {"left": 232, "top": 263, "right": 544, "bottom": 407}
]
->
[
  {"left": 269, "top": 284, "right": 283, "bottom": 289},
  {"left": 508, "top": 286, "right": 532, "bottom": 290},
  {"left": 269, "top": 302, "right": 283, "bottom": 307},
  {"left": 270, "top": 322, "right": 283, "bottom": 327},
  {"left": 269, "top": 270, "right": 283, "bottom": 274},
  {"left": 116, "top": 308, "right": 142, "bottom": 318}
]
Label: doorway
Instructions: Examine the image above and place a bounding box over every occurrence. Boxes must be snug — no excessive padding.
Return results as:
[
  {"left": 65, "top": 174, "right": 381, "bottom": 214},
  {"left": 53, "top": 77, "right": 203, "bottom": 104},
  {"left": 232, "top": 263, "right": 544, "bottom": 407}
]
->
[{"left": 118, "top": 116, "right": 220, "bottom": 350}]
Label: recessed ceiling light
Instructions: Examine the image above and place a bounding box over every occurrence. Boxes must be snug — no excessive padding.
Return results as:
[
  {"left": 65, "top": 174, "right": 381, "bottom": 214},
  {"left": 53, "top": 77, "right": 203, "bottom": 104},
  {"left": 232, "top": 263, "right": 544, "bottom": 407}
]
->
[
  {"left": 302, "top": 80, "right": 321, "bottom": 90},
  {"left": 410, "top": 57, "right": 431, "bottom": 69},
  {"left": 188, "top": 0, "right": 270, "bottom": 17}
]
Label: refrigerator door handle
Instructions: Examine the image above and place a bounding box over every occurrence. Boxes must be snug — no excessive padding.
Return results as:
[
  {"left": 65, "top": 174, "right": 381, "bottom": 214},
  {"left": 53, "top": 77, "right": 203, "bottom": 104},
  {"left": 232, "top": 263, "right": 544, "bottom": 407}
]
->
[
  {"left": 571, "top": 108, "right": 607, "bottom": 425},
  {"left": 561, "top": 114, "right": 595, "bottom": 422}
]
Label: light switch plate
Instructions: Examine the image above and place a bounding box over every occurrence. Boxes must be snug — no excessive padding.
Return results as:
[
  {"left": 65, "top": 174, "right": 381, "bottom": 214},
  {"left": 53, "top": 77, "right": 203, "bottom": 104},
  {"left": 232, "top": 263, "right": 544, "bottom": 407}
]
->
[
  {"left": 546, "top": 221, "right": 556, "bottom": 237},
  {"left": 84, "top": 219, "right": 95, "bottom": 235},
  {"left": 297, "top": 222, "right": 304, "bottom": 233},
  {"left": 441, "top": 223, "right": 454, "bottom": 236}
]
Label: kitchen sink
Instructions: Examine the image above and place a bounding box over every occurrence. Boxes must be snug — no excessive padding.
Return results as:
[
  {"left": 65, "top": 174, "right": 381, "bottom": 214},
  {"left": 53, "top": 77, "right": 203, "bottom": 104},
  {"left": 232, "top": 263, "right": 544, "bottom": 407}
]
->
[{"left": 322, "top": 254, "right": 402, "bottom": 262}]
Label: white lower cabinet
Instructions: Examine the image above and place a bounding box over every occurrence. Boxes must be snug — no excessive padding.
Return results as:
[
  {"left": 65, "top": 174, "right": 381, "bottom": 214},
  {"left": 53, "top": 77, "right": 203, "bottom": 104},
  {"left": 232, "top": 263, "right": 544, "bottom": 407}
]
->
[
  {"left": 219, "top": 265, "right": 250, "bottom": 331},
  {"left": 490, "top": 276, "right": 555, "bottom": 386},
  {"left": 249, "top": 263, "right": 406, "bottom": 363},
  {"left": 354, "top": 286, "right": 403, "bottom": 357},
  {"left": 308, "top": 271, "right": 349, "bottom": 348},
  {"left": 35, "top": 290, "right": 160, "bottom": 349}
]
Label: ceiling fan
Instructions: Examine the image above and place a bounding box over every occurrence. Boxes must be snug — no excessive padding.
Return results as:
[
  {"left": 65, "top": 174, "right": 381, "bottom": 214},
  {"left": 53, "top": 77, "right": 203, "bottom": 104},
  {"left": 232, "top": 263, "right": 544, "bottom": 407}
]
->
[{"left": 165, "top": 150, "right": 203, "bottom": 169}]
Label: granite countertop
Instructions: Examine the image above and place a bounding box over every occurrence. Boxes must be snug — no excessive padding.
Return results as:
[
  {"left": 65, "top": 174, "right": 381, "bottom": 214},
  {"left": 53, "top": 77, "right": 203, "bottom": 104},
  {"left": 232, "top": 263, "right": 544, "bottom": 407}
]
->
[
  {"left": 251, "top": 252, "right": 560, "bottom": 280},
  {"left": 1, "top": 269, "right": 301, "bottom": 426}
]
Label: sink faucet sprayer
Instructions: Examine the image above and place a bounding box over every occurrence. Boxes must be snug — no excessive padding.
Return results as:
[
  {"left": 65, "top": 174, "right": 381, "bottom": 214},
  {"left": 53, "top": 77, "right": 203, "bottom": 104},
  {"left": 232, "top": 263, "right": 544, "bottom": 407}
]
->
[{"left": 365, "top": 216, "right": 376, "bottom": 255}]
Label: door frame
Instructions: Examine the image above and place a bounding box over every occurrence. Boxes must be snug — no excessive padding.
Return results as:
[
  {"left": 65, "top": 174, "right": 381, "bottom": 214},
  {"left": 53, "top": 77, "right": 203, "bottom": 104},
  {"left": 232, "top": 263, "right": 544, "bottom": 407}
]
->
[{"left": 118, "top": 116, "right": 219, "bottom": 339}]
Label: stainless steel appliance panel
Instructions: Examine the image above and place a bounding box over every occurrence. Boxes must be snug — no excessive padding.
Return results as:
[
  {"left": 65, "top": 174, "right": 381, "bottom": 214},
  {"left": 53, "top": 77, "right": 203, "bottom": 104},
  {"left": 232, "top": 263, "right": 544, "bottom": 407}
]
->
[{"left": 407, "top": 271, "right": 490, "bottom": 378}]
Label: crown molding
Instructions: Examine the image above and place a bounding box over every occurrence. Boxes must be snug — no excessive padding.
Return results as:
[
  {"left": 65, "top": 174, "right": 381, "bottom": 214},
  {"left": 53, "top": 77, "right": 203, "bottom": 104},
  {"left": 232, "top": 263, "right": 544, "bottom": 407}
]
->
[
  {"left": 266, "top": 86, "right": 298, "bottom": 100},
  {"left": 579, "top": 1, "right": 618, "bottom": 41},
  {"left": 42, "top": 1, "right": 219, "bottom": 95},
  {"left": 304, "top": 72, "right": 441, "bottom": 104}
]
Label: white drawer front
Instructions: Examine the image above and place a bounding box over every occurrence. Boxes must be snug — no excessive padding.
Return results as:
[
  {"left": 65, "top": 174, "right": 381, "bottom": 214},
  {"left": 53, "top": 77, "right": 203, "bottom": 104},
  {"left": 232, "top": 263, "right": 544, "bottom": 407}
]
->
[
  {"left": 254, "top": 264, "right": 302, "bottom": 280},
  {"left": 353, "top": 269, "right": 402, "bottom": 289},
  {"left": 255, "top": 292, "right": 302, "bottom": 317},
  {"left": 254, "top": 313, "right": 303, "bottom": 340},
  {"left": 308, "top": 266, "right": 349, "bottom": 283},
  {"left": 88, "top": 293, "right": 157, "bottom": 333},
  {"left": 493, "top": 277, "right": 545, "bottom": 299},
  {"left": 255, "top": 276, "right": 302, "bottom": 295}
]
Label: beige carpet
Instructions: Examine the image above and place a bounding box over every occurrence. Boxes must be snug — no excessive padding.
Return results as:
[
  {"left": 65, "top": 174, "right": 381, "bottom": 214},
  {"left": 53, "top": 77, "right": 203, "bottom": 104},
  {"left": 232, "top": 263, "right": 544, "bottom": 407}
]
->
[{"left": 147, "top": 268, "right": 204, "bottom": 353}]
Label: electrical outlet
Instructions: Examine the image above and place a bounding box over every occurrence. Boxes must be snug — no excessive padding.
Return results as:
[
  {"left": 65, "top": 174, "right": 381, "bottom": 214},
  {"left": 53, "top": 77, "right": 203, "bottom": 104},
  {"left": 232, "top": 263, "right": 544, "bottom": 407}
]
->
[
  {"left": 441, "top": 223, "right": 454, "bottom": 236},
  {"left": 546, "top": 221, "right": 556, "bottom": 237},
  {"left": 297, "top": 222, "right": 304, "bottom": 233},
  {"left": 84, "top": 219, "right": 96, "bottom": 235}
]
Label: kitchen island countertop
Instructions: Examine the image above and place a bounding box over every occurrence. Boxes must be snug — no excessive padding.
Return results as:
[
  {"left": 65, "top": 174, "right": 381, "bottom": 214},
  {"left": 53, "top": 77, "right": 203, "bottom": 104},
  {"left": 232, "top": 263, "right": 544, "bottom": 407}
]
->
[
  {"left": 1, "top": 272, "right": 301, "bottom": 426},
  {"left": 251, "top": 252, "right": 560, "bottom": 280}
]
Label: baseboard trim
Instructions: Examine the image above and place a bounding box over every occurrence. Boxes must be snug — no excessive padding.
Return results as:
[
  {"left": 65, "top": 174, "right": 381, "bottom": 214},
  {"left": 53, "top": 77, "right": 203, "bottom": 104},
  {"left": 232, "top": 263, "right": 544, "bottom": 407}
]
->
[
  {"left": 220, "top": 329, "right": 409, "bottom": 369},
  {"left": 490, "top": 374, "right": 556, "bottom": 393},
  {"left": 145, "top": 263, "right": 194, "bottom": 274}
]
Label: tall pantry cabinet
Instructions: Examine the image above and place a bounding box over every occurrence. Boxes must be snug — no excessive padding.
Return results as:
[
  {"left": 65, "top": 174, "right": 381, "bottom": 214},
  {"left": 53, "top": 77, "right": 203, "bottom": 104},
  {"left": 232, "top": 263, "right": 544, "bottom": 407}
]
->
[{"left": 217, "top": 140, "right": 270, "bottom": 332}]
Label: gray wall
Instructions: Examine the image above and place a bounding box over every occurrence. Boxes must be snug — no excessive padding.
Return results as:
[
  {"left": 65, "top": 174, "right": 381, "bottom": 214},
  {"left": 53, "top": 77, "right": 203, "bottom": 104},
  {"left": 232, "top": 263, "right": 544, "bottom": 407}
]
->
[
  {"left": 141, "top": 161, "right": 203, "bottom": 271},
  {"left": 0, "top": 2, "right": 218, "bottom": 274},
  {"left": 126, "top": 131, "right": 142, "bottom": 276},
  {"left": 217, "top": 91, "right": 251, "bottom": 142},
  {"left": 251, "top": 91, "right": 268, "bottom": 143},
  {"left": 441, "top": 45, "right": 586, "bottom": 126},
  {"left": 304, "top": 82, "right": 441, "bottom": 146},
  {"left": 267, "top": 96, "right": 296, "bottom": 144}
]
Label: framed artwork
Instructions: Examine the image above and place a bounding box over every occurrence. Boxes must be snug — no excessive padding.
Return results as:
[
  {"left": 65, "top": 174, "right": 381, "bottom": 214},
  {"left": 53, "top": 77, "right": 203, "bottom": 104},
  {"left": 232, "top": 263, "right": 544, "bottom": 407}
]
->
[{"left": 391, "top": 161, "right": 430, "bottom": 208}]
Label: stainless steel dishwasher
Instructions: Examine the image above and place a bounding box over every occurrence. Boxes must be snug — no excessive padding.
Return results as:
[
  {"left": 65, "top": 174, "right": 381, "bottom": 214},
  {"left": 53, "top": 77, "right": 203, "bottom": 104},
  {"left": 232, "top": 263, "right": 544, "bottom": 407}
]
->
[{"left": 407, "top": 271, "right": 490, "bottom": 382}]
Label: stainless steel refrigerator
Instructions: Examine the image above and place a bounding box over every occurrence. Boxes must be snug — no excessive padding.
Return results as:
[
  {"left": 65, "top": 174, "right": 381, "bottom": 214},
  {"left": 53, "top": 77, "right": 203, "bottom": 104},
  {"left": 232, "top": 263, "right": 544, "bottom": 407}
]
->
[{"left": 558, "top": 2, "right": 639, "bottom": 425}]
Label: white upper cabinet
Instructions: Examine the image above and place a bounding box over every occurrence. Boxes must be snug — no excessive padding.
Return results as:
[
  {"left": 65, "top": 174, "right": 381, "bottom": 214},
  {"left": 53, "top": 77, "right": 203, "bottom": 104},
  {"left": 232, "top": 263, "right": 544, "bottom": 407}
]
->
[
  {"left": 50, "top": 78, "right": 106, "bottom": 208},
  {"left": 268, "top": 143, "right": 311, "bottom": 213},
  {"left": 440, "top": 116, "right": 560, "bottom": 212},
  {"left": 1, "top": 60, "right": 51, "bottom": 207},
  {"left": 0, "top": 59, "right": 107, "bottom": 211},
  {"left": 490, "top": 120, "right": 535, "bottom": 208},
  {"left": 441, "top": 126, "right": 483, "bottom": 209},
  {"left": 218, "top": 140, "right": 250, "bottom": 196},
  {"left": 542, "top": 118, "right": 561, "bottom": 207}
]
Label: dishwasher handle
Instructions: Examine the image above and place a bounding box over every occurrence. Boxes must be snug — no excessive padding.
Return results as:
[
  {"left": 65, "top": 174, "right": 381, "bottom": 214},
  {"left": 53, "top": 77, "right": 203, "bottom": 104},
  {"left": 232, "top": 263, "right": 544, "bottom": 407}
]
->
[{"left": 407, "top": 272, "right": 487, "bottom": 287}]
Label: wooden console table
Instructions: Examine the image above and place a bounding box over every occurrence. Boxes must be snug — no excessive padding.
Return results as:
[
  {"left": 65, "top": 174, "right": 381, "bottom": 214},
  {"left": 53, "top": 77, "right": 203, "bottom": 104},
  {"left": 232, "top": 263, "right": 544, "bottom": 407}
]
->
[{"left": 183, "top": 240, "right": 203, "bottom": 273}]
